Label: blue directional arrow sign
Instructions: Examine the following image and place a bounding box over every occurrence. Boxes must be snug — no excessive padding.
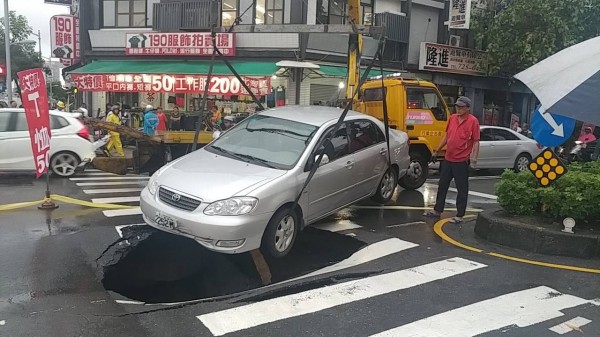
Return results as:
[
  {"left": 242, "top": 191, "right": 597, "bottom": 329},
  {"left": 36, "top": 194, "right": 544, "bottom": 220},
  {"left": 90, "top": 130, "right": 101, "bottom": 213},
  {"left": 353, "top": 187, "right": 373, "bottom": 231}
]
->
[{"left": 531, "top": 106, "right": 576, "bottom": 147}]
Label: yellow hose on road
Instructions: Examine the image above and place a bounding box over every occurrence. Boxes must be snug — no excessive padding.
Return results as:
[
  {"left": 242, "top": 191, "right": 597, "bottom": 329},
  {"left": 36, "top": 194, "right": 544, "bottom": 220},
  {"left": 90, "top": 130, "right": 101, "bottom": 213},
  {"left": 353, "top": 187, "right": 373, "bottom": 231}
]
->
[{"left": 0, "top": 195, "right": 136, "bottom": 212}]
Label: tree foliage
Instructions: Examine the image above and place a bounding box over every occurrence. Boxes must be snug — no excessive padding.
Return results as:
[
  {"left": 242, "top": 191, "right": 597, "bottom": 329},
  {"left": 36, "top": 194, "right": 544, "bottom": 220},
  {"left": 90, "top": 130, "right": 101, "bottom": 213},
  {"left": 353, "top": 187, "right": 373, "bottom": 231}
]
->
[
  {"left": 0, "top": 11, "right": 44, "bottom": 79},
  {"left": 471, "top": 0, "right": 600, "bottom": 77}
]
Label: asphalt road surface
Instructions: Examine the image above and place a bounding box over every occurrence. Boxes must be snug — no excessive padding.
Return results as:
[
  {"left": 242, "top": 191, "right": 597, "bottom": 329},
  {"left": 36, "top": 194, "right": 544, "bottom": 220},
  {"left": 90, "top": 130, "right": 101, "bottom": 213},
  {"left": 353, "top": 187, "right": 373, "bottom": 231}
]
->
[{"left": 0, "top": 169, "right": 598, "bottom": 337}]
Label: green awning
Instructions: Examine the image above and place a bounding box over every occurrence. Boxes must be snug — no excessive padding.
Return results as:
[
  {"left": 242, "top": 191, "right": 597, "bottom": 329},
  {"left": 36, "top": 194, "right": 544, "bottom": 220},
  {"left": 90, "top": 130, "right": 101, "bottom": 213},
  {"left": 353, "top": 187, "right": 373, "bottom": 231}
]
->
[
  {"left": 68, "top": 60, "right": 279, "bottom": 76},
  {"left": 318, "top": 65, "right": 398, "bottom": 78}
]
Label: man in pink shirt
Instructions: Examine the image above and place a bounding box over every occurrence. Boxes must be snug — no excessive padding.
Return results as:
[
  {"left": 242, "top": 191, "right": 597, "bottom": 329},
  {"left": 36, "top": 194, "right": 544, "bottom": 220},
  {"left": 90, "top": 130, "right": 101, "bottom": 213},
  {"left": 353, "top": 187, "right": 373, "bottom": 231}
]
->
[{"left": 424, "top": 96, "right": 480, "bottom": 223}]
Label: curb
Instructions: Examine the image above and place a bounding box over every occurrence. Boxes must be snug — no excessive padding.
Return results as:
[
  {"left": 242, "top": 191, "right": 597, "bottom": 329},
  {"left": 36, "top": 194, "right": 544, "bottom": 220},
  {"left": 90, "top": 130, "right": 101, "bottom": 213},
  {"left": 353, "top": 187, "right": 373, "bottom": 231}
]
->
[{"left": 475, "top": 209, "right": 600, "bottom": 258}]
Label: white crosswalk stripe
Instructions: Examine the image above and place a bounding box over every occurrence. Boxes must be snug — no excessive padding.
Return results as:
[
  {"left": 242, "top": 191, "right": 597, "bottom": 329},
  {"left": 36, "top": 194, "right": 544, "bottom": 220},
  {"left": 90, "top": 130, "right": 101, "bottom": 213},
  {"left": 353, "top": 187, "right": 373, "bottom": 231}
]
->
[
  {"left": 198, "top": 257, "right": 487, "bottom": 336},
  {"left": 369, "top": 286, "right": 596, "bottom": 337},
  {"left": 70, "top": 170, "right": 148, "bottom": 220},
  {"left": 103, "top": 207, "right": 143, "bottom": 217},
  {"left": 76, "top": 181, "right": 148, "bottom": 186},
  {"left": 82, "top": 188, "right": 144, "bottom": 194},
  {"left": 194, "top": 262, "right": 597, "bottom": 337}
]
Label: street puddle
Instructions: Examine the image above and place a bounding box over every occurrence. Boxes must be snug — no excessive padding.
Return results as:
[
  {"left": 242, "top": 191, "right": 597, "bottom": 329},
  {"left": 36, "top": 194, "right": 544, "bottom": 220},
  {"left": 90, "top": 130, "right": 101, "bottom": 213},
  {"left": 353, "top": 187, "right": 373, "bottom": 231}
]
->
[{"left": 101, "top": 227, "right": 365, "bottom": 304}]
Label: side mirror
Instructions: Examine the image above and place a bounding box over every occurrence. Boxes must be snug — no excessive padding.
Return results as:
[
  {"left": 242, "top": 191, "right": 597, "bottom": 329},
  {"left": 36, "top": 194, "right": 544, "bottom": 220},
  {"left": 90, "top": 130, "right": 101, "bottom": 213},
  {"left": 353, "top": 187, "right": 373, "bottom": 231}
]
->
[
  {"left": 212, "top": 131, "right": 221, "bottom": 139},
  {"left": 315, "top": 154, "right": 330, "bottom": 167}
]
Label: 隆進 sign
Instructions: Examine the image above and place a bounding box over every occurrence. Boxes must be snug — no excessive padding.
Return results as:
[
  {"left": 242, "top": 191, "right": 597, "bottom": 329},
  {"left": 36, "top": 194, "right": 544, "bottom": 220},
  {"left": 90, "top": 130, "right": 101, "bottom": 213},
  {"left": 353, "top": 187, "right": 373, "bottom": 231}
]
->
[{"left": 419, "top": 42, "right": 488, "bottom": 76}]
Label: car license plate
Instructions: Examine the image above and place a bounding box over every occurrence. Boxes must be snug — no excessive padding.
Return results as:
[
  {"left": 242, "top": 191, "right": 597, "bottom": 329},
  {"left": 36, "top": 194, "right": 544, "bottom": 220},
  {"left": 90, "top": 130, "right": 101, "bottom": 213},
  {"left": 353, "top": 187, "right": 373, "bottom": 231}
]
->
[{"left": 155, "top": 212, "right": 178, "bottom": 229}]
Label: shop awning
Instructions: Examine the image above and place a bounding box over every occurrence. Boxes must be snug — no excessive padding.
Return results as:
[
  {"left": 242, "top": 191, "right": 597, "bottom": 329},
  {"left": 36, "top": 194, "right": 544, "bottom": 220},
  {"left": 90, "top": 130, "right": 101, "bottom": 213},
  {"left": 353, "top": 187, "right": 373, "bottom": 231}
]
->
[{"left": 67, "top": 60, "right": 280, "bottom": 76}]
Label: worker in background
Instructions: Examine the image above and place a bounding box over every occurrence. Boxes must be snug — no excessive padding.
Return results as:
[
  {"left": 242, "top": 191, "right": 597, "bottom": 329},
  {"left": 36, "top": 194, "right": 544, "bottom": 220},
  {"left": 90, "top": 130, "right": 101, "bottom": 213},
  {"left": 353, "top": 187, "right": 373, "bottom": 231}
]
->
[
  {"left": 56, "top": 101, "right": 65, "bottom": 111},
  {"left": 144, "top": 105, "right": 159, "bottom": 136},
  {"left": 210, "top": 106, "right": 222, "bottom": 126},
  {"left": 156, "top": 107, "right": 167, "bottom": 133},
  {"left": 78, "top": 103, "right": 89, "bottom": 117},
  {"left": 221, "top": 115, "right": 236, "bottom": 131},
  {"left": 106, "top": 105, "right": 125, "bottom": 157}
]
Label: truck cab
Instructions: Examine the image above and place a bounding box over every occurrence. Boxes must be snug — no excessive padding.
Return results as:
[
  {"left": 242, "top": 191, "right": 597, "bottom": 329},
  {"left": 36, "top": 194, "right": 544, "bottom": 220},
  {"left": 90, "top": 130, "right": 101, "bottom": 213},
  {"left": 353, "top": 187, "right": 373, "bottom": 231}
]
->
[{"left": 355, "top": 75, "right": 450, "bottom": 189}]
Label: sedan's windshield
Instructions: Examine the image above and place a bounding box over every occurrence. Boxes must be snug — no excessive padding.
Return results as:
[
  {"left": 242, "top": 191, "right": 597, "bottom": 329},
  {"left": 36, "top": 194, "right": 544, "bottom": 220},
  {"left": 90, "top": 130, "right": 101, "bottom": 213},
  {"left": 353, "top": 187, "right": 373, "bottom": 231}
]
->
[{"left": 207, "top": 114, "right": 319, "bottom": 169}]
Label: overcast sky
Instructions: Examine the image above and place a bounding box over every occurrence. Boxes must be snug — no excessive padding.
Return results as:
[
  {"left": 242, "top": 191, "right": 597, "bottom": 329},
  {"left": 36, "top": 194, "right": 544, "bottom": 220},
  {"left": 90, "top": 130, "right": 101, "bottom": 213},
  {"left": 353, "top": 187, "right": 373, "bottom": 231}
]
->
[{"left": 0, "top": 0, "right": 70, "bottom": 59}]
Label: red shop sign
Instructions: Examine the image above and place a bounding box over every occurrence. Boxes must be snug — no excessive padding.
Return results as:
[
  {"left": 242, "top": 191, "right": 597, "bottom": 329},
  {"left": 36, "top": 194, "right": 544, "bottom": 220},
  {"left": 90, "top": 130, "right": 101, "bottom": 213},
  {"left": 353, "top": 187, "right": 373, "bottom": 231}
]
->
[
  {"left": 17, "top": 68, "right": 51, "bottom": 179},
  {"left": 125, "top": 33, "right": 235, "bottom": 57},
  {"left": 70, "top": 73, "right": 271, "bottom": 96}
]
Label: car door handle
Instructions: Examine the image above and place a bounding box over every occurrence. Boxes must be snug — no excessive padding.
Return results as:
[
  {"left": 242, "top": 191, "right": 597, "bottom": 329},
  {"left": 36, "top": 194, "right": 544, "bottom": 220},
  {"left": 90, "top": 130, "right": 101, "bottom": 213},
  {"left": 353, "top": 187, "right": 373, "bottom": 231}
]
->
[
  {"left": 345, "top": 161, "right": 354, "bottom": 169},
  {"left": 379, "top": 149, "right": 387, "bottom": 156}
]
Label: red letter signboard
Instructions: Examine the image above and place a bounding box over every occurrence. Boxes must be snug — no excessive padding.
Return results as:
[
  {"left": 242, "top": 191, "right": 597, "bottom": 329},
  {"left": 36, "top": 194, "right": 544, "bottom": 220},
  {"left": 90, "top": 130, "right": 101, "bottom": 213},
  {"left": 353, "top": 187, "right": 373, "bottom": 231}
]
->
[{"left": 18, "top": 68, "right": 52, "bottom": 178}]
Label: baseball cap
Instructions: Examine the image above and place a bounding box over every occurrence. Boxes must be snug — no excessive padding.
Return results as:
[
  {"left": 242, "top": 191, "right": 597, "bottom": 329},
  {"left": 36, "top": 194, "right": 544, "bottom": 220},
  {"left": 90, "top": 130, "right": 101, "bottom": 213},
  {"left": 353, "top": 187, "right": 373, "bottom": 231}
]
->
[
  {"left": 454, "top": 96, "right": 472, "bottom": 107},
  {"left": 145, "top": 104, "right": 155, "bottom": 111},
  {"left": 224, "top": 115, "right": 235, "bottom": 122}
]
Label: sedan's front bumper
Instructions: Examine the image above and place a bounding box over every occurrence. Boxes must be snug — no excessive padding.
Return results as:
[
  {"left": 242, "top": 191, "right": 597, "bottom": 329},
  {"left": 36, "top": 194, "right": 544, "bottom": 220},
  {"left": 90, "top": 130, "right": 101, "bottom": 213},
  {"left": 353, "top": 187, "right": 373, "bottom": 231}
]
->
[{"left": 140, "top": 187, "right": 274, "bottom": 254}]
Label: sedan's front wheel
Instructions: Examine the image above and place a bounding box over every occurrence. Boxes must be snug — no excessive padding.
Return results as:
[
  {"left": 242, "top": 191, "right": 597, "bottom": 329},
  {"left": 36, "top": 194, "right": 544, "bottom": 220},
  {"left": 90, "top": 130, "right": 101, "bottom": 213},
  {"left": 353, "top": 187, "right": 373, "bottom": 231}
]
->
[{"left": 261, "top": 206, "right": 299, "bottom": 258}]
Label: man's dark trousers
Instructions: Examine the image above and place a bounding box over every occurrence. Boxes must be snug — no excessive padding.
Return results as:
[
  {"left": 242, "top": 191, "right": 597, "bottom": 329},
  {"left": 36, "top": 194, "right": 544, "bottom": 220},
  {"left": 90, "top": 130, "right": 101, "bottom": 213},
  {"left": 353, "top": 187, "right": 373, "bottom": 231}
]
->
[{"left": 434, "top": 160, "right": 469, "bottom": 217}]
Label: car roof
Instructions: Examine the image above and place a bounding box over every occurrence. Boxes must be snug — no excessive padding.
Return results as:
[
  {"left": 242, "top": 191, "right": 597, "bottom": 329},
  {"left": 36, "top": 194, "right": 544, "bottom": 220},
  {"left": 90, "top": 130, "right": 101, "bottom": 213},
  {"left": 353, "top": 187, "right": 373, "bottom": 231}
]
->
[
  {"left": 0, "top": 108, "right": 73, "bottom": 118},
  {"left": 259, "top": 105, "right": 374, "bottom": 126}
]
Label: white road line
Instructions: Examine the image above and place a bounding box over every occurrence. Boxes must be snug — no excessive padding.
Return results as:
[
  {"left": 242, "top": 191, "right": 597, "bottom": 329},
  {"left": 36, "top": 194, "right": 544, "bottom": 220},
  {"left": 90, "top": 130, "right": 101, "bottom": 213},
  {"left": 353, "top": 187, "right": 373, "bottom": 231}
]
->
[
  {"left": 197, "top": 257, "right": 487, "bottom": 336},
  {"left": 91, "top": 196, "right": 141, "bottom": 204},
  {"left": 312, "top": 220, "right": 362, "bottom": 232},
  {"left": 104, "top": 207, "right": 142, "bottom": 217},
  {"left": 369, "top": 286, "right": 597, "bottom": 337},
  {"left": 386, "top": 221, "right": 425, "bottom": 228},
  {"left": 115, "top": 223, "right": 147, "bottom": 237},
  {"left": 115, "top": 299, "right": 145, "bottom": 305},
  {"left": 83, "top": 188, "right": 143, "bottom": 194},
  {"left": 549, "top": 316, "right": 592, "bottom": 334},
  {"left": 76, "top": 181, "right": 148, "bottom": 186},
  {"left": 448, "top": 187, "right": 498, "bottom": 200},
  {"left": 77, "top": 172, "right": 119, "bottom": 176},
  {"left": 286, "top": 238, "right": 419, "bottom": 283},
  {"left": 70, "top": 176, "right": 149, "bottom": 181}
]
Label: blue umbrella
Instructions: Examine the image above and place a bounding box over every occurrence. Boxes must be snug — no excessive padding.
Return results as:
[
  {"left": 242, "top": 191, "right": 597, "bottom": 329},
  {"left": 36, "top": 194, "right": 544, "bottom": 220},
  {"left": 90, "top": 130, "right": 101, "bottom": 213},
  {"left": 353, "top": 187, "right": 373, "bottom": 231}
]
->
[{"left": 514, "top": 36, "right": 600, "bottom": 125}]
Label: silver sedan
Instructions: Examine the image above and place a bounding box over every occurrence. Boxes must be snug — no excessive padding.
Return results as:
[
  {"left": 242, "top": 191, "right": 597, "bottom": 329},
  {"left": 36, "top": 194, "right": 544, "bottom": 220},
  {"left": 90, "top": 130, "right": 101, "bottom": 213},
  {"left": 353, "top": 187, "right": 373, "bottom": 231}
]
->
[
  {"left": 140, "top": 106, "right": 410, "bottom": 258},
  {"left": 478, "top": 126, "right": 543, "bottom": 171}
]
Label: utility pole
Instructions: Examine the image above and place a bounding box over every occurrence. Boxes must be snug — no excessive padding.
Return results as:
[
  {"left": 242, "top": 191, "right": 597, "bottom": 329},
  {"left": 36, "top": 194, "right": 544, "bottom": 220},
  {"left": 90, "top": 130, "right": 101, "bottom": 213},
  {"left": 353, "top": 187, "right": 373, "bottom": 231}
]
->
[{"left": 4, "top": 0, "right": 12, "bottom": 102}]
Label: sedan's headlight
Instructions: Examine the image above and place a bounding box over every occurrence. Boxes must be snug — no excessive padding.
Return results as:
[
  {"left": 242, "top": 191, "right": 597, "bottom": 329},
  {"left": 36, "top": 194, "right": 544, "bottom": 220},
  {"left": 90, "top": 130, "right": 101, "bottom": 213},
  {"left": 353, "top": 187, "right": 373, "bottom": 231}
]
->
[
  {"left": 148, "top": 171, "right": 161, "bottom": 195},
  {"left": 204, "top": 197, "right": 258, "bottom": 216}
]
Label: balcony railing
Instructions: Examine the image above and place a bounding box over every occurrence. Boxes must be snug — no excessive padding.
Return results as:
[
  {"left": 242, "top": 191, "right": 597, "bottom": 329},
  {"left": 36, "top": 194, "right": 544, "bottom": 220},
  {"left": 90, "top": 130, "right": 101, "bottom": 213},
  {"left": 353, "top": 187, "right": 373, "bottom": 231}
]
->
[
  {"left": 374, "top": 12, "right": 409, "bottom": 43},
  {"left": 153, "top": 1, "right": 219, "bottom": 32}
]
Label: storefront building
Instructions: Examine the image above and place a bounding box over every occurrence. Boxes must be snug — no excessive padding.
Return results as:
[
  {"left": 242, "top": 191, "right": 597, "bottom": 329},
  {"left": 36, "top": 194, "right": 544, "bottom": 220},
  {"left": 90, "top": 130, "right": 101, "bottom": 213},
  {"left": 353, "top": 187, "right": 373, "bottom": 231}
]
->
[{"left": 65, "top": 0, "right": 410, "bottom": 118}]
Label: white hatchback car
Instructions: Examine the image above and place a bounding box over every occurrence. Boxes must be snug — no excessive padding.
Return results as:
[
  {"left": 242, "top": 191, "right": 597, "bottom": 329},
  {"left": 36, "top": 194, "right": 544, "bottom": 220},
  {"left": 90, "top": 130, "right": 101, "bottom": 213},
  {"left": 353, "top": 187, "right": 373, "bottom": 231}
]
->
[
  {"left": 479, "top": 126, "right": 543, "bottom": 171},
  {"left": 0, "top": 109, "right": 96, "bottom": 177}
]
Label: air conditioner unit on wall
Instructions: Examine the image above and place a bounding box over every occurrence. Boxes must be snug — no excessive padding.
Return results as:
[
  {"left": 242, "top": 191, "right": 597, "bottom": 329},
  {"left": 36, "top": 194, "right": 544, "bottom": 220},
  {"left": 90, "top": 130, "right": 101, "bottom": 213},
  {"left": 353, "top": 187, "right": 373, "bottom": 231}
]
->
[{"left": 449, "top": 35, "right": 461, "bottom": 47}]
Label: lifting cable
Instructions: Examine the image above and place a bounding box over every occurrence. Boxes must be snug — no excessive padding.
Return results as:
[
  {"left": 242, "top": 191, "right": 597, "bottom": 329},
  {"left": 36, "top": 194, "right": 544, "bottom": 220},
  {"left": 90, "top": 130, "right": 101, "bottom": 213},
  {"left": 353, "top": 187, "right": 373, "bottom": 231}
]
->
[
  {"left": 191, "top": 3, "right": 260, "bottom": 151},
  {"left": 291, "top": 35, "right": 389, "bottom": 218}
]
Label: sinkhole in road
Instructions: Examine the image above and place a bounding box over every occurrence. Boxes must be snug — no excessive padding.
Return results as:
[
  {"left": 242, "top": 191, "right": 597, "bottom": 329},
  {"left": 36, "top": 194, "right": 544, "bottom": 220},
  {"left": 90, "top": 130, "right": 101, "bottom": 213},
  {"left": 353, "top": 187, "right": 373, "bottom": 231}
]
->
[{"left": 101, "top": 227, "right": 365, "bottom": 304}]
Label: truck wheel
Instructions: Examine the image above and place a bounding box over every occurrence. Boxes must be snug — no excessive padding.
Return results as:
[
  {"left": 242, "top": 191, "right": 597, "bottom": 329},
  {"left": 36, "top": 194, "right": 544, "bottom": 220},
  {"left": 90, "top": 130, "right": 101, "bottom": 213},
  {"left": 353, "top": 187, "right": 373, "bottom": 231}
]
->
[{"left": 399, "top": 152, "right": 428, "bottom": 190}]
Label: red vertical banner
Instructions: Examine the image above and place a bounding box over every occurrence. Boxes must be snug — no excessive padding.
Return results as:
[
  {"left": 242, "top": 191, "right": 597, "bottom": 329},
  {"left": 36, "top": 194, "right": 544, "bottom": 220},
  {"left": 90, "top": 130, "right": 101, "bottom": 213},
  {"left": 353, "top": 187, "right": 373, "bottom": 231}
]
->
[{"left": 18, "top": 68, "right": 51, "bottom": 179}]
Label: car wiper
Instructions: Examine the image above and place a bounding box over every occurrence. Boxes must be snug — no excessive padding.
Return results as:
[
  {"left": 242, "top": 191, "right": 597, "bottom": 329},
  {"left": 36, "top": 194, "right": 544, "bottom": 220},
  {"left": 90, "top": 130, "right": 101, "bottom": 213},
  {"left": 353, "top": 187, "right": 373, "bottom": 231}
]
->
[
  {"left": 210, "top": 145, "right": 250, "bottom": 163},
  {"left": 231, "top": 153, "right": 279, "bottom": 169},
  {"left": 246, "top": 127, "right": 311, "bottom": 138}
]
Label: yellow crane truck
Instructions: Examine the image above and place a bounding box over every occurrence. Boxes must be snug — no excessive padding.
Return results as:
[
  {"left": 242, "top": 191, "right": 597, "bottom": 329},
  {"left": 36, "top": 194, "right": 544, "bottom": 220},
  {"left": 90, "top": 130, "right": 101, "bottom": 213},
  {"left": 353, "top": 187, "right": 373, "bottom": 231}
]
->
[{"left": 354, "top": 75, "right": 450, "bottom": 190}]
